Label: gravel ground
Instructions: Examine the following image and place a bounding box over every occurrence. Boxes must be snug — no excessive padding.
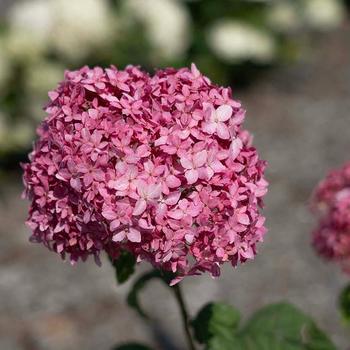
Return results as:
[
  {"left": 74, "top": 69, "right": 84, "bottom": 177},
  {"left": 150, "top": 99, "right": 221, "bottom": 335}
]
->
[{"left": 1, "top": 24, "right": 350, "bottom": 350}]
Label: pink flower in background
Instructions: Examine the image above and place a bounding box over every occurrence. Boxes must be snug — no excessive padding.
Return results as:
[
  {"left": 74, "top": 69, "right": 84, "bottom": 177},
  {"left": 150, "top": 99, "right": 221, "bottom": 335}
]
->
[
  {"left": 22, "top": 64, "right": 268, "bottom": 283},
  {"left": 311, "top": 162, "right": 350, "bottom": 273}
]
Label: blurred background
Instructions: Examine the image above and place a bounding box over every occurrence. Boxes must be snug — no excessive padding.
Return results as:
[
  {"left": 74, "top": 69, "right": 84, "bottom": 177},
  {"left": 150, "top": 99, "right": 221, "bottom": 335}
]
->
[{"left": 0, "top": 0, "right": 349, "bottom": 349}]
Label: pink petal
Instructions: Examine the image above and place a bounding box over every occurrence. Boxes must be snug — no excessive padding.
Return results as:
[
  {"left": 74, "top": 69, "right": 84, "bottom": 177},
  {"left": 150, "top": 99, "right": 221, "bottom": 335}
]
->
[
  {"left": 179, "top": 156, "right": 193, "bottom": 170},
  {"left": 193, "top": 150, "right": 207, "bottom": 168},
  {"left": 128, "top": 227, "right": 141, "bottom": 243},
  {"left": 102, "top": 209, "right": 117, "bottom": 220},
  {"left": 205, "top": 167, "right": 214, "bottom": 180},
  {"left": 237, "top": 213, "right": 250, "bottom": 225},
  {"left": 168, "top": 209, "right": 184, "bottom": 220},
  {"left": 136, "top": 180, "right": 148, "bottom": 198},
  {"left": 83, "top": 173, "right": 93, "bottom": 187},
  {"left": 110, "top": 219, "right": 121, "bottom": 231},
  {"left": 133, "top": 199, "right": 147, "bottom": 216},
  {"left": 185, "top": 169, "right": 198, "bottom": 184},
  {"left": 48, "top": 91, "right": 59, "bottom": 101},
  {"left": 136, "top": 144, "right": 150, "bottom": 157},
  {"left": 202, "top": 122, "right": 217, "bottom": 135},
  {"left": 216, "top": 105, "right": 232, "bottom": 122},
  {"left": 165, "top": 192, "right": 181, "bottom": 205},
  {"left": 211, "top": 160, "right": 226, "bottom": 173},
  {"left": 185, "top": 233, "right": 194, "bottom": 244},
  {"left": 108, "top": 177, "right": 129, "bottom": 191},
  {"left": 216, "top": 247, "right": 225, "bottom": 258},
  {"left": 70, "top": 178, "right": 82, "bottom": 192},
  {"left": 148, "top": 183, "right": 162, "bottom": 199},
  {"left": 229, "top": 138, "right": 243, "bottom": 160},
  {"left": 154, "top": 136, "right": 168, "bottom": 146},
  {"left": 216, "top": 122, "right": 230, "bottom": 139},
  {"left": 112, "top": 231, "right": 126, "bottom": 242},
  {"left": 166, "top": 175, "right": 181, "bottom": 188}
]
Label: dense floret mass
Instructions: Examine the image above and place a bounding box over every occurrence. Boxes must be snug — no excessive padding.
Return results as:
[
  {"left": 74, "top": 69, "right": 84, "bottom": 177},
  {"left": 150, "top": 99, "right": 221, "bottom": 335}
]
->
[
  {"left": 311, "top": 163, "right": 350, "bottom": 273},
  {"left": 23, "top": 64, "right": 268, "bottom": 282}
]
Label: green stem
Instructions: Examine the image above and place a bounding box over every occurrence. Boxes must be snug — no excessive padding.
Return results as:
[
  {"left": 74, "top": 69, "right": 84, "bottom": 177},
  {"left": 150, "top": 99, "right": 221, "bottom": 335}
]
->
[{"left": 172, "top": 283, "right": 197, "bottom": 350}]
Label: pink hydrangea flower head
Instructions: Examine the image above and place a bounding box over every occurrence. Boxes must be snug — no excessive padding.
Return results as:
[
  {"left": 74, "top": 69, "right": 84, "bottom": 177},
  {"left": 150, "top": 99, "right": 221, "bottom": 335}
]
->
[
  {"left": 311, "top": 162, "right": 350, "bottom": 273},
  {"left": 23, "top": 64, "right": 268, "bottom": 282}
]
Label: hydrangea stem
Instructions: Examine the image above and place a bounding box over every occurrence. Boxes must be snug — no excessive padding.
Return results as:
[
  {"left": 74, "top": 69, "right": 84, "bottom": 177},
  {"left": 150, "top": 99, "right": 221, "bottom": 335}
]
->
[{"left": 172, "top": 283, "right": 197, "bottom": 350}]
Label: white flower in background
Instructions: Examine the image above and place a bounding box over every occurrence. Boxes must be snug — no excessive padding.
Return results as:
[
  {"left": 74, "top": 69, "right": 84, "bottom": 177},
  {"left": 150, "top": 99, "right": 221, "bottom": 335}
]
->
[
  {"left": 207, "top": 20, "right": 276, "bottom": 64},
  {"left": 122, "top": 0, "right": 191, "bottom": 60},
  {"left": 267, "top": 1, "right": 301, "bottom": 33},
  {"left": 50, "top": 0, "right": 114, "bottom": 61},
  {"left": 6, "top": 0, "right": 53, "bottom": 60},
  {"left": 8, "top": 0, "right": 53, "bottom": 44},
  {"left": 26, "top": 61, "right": 63, "bottom": 96},
  {"left": 303, "top": 0, "right": 345, "bottom": 31}
]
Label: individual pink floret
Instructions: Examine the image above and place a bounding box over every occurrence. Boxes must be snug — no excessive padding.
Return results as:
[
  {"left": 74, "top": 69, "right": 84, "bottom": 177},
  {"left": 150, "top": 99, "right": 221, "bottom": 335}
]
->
[{"left": 23, "top": 64, "right": 268, "bottom": 282}]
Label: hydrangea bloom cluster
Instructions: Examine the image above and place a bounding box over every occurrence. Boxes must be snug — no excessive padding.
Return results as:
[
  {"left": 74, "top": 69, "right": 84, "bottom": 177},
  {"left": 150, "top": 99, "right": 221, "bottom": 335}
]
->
[
  {"left": 23, "top": 64, "right": 268, "bottom": 282},
  {"left": 311, "top": 162, "right": 350, "bottom": 273}
]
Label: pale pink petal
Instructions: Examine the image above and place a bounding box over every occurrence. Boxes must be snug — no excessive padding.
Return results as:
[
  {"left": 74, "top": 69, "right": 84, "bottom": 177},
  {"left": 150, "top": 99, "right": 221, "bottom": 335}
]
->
[
  {"left": 193, "top": 150, "right": 207, "bottom": 168},
  {"left": 83, "top": 173, "right": 93, "bottom": 187},
  {"left": 210, "top": 160, "right": 226, "bottom": 173},
  {"left": 136, "top": 180, "right": 148, "bottom": 198},
  {"left": 185, "top": 169, "right": 198, "bottom": 184},
  {"left": 231, "top": 109, "right": 245, "bottom": 125},
  {"left": 185, "top": 233, "right": 194, "bottom": 244},
  {"left": 110, "top": 219, "right": 121, "bottom": 231},
  {"left": 178, "top": 199, "right": 188, "bottom": 211},
  {"left": 136, "top": 144, "right": 150, "bottom": 157},
  {"left": 156, "top": 203, "right": 167, "bottom": 218},
  {"left": 216, "top": 247, "right": 225, "bottom": 258},
  {"left": 216, "top": 122, "right": 230, "bottom": 139},
  {"left": 237, "top": 213, "right": 250, "bottom": 225},
  {"left": 127, "top": 227, "right": 141, "bottom": 242},
  {"left": 202, "top": 121, "right": 217, "bottom": 135},
  {"left": 108, "top": 177, "right": 129, "bottom": 191},
  {"left": 154, "top": 136, "right": 168, "bottom": 146},
  {"left": 133, "top": 199, "right": 147, "bottom": 216},
  {"left": 164, "top": 192, "right": 181, "bottom": 205},
  {"left": 179, "top": 156, "right": 193, "bottom": 170},
  {"left": 229, "top": 138, "right": 243, "bottom": 160},
  {"left": 166, "top": 175, "right": 181, "bottom": 188},
  {"left": 112, "top": 231, "right": 126, "bottom": 242},
  {"left": 70, "top": 178, "right": 82, "bottom": 192},
  {"left": 102, "top": 208, "right": 117, "bottom": 220},
  {"left": 148, "top": 183, "right": 162, "bottom": 199},
  {"left": 205, "top": 167, "right": 214, "bottom": 180},
  {"left": 168, "top": 210, "right": 184, "bottom": 220},
  {"left": 216, "top": 105, "right": 232, "bottom": 122}
]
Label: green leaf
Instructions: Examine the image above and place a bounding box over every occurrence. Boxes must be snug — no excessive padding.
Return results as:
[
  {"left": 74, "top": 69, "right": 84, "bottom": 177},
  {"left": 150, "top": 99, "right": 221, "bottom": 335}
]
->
[
  {"left": 240, "top": 303, "right": 337, "bottom": 350},
  {"left": 339, "top": 283, "right": 350, "bottom": 323},
  {"left": 110, "top": 250, "right": 136, "bottom": 284},
  {"left": 191, "top": 302, "right": 240, "bottom": 344},
  {"left": 192, "top": 302, "right": 337, "bottom": 350},
  {"left": 127, "top": 270, "right": 174, "bottom": 318},
  {"left": 112, "top": 343, "right": 153, "bottom": 350}
]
